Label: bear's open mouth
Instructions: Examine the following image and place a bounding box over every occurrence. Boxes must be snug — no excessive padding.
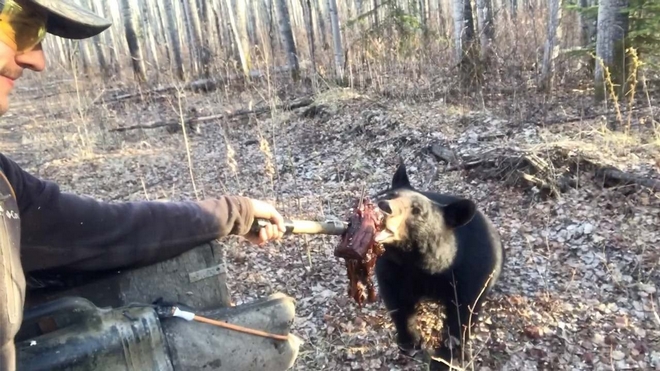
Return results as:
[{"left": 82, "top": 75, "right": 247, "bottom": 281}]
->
[{"left": 374, "top": 228, "right": 393, "bottom": 242}]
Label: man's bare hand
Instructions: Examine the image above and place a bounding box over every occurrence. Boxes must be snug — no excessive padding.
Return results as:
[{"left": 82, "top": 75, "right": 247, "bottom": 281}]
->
[{"left": 244, "top": 199, "right": 286, "bottom": 245}]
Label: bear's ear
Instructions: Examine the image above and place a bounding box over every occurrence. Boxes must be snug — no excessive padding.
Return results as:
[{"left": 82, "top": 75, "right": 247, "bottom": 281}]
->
[
  {"left": 391, "top": 159, "right": 412, "bottom": 189},
  {"left": 442, "top": 199, "right": 476, "bottom": 229}
]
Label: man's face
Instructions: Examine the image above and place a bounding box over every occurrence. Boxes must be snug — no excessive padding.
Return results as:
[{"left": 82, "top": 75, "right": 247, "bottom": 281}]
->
[
  {"left": 0, "top": 0, "right": 47, "bottom": 115},
  {"left": 0, "top": 41, "right": 45, "bottom": 114}
]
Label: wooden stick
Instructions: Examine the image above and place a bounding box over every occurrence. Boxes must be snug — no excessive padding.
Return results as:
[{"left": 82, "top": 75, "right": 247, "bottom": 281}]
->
[{"left": 192, "top": 314, "right": 290, "bottom": 341}]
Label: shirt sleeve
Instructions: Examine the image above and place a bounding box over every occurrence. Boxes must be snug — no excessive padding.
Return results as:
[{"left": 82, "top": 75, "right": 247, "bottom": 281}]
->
[{"left": 0, "top": 152, "right": 255, "bottom": 272}]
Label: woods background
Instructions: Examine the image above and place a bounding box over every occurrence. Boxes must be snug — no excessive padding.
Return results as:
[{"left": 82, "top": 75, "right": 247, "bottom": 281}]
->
[{"left": 27, "top": 0, "right": 658, "bottom": 111}]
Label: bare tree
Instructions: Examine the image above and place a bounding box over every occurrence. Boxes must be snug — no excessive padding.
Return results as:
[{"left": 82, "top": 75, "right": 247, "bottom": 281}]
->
[
  {"left": 225, "top": 0, "right": 251, "bottom": 78},
  {"left": 476, "top": 0, "right": 495, "bottom": 62},
  {"left": 87, "top": 0, "right": 108, "bottom": 78},
  {"left": 328, "top": 0, "right": 344, "bottom": 82},
  {"left": 594, "top": 0, "right": 630, "bottom": 104},
  {"left": 301, "top": 0, "right": 317, "bottom": 77},
  {"left": 316, "top": 0, "right": 329, "bottom": 49},
  {"left": 539, "top": 0, "right": 563, "bottom": 92},
  {"left": 275, "top": 0, "right": 300, "bottom": 78},
  {"left": 120, "top": 0, "right": 147, "bottom": 83},
  {"left": 452, "top": 0, "right": 478, "bottom": 86},
  {"left": 140, "top": 0, "right": 160, "bottom": 77},
  {"left": 579, "top": 0, "right": 597, "bottom": 48}
]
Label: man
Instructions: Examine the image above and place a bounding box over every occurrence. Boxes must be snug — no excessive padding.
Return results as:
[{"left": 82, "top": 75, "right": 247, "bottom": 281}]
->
[{"left": 0, "top": 1, "right": 287, "bottom": 370}]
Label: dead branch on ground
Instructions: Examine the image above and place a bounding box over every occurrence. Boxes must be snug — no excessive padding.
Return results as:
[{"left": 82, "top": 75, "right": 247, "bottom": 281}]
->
[
  {"left": 108, "top": 97, "right": 313, "bottom": 133},
  {"left": 429, "top": 142, "right": 660, "bottom": 198}
]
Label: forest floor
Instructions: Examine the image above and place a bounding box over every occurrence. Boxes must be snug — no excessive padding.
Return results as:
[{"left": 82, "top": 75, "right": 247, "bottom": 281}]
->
[{"left": 2, "top": 76, "right": 660, "bottom": 370}]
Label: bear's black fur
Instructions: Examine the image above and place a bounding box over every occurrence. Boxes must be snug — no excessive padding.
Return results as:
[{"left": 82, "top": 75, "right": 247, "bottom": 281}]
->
[{"left": 373, "top": 161, "right": 504, "bottom": 370}]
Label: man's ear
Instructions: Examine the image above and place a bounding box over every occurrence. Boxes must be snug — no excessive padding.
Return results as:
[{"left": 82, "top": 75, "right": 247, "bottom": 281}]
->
[
  {"left": 391, "top": 159, "right": 412, "bottom": 189},
  {"left": 442, "top": 199, "right": 476, "bottom": 229}
]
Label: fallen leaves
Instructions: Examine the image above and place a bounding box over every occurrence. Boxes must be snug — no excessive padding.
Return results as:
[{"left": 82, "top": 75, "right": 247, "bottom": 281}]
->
[{"left": 3, "top": 86, "right": 659, "bottom": 371}]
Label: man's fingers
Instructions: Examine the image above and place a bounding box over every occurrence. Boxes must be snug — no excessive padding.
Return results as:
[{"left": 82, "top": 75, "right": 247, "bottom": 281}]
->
[
  {"left": 272, "top": 211, "right": 286, "bottom": 233},
  {"left": 264, "top": 204, "right": 285, "bottom": 233}
]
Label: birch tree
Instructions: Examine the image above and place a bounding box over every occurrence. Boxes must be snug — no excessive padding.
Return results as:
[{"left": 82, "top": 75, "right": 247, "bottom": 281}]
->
[
  {"left": 328, "top": 0, "right": 344, "bottom": 82},
  {"left": 120, "top": 0, "right": 146, "bottom": 83},
  {"left": 316, "top": 0, "right": 329, "bottom": 49},
  {"left": 476, "top": 0, "right": 495, "bottom": 62},
  {"left": 225, "top": 0, "right": 251, "bottom": 78},
  {"left": 275, "top": 0, "right": 300, "bottom": 78},
  {"left": 539, "top": 0, "right": 563, "bottom": 92},
  {"left": 87, "top": 0, "right": 108, "bottom": 78},
  {"left": 164, "top": 1, "right": 185, "bottom": 80},
  {"left": 452, "top": 0, "right": 478, "bottom": 86},
  {"left": 301, "top": 0, "right": 317, "bottom": 77},
  {"left": 594, "top": 0, "right": 630, "bottom": 104},
  {"left": 579, "top": 0, "right": 597, "bottom": 48}
]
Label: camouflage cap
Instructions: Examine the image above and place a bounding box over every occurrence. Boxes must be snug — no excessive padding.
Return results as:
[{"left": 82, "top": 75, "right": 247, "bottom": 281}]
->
[{"left": 26, "top": 0, "right": 112, "bottom": 39}]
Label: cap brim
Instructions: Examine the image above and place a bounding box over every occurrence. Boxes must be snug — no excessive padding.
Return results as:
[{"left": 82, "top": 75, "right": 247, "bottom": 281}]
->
[{"left": 29, "top": 0, "right": 112, "bottom": 39}]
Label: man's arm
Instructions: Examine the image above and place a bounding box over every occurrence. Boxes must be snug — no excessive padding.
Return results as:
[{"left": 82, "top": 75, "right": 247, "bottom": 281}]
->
[{"left": 0, "top": 152, "right": 256, "bottom": 273}]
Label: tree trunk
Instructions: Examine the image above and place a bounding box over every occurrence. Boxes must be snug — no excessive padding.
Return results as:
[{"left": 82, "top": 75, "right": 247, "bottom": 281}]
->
[
  {"left": 87, "top": 0, "right": 109, "bottom": 79},
  {"left": 275, "top": 0, "right": 300, "bottom": 79},
  {"left": 180, "top": 0, "right": 198, "bottom": 75},
  {"left": 453, "top": 0, "right": 465, "bottom": 62},
  {"left": 539, "top": 0, "right": 563, "bottom": 92},
  {"left": 164, "top": 0, "right": 185, "bottom": 80},
  {"left": 437, "top": 0, "right": 446, "bottom": 38},
  {"left": 594, "top": 0, "right": 630, "bottom": 105},
  {"left": 315, "top": 0, "right": 329, "bottom": 49},
  {"left": 476, "top": 0, "right": 495, "bottom": 62},
  {"left": 327, "top": 0, "right": 344, "bottom": 83},
  {"left": 195, "top": 0, "right": 213, "bottom": 78},
  {"left": 140, "top": 1, "right": 160, "bottom": 79},
  {"left": 120, "top": 0, "right": 147, "bottom": 83},
  {"left": 225, "top": 0, "right": 251, "bottom": 78},
  {"left": 301, "top": 0, "right": 317, "bottom": 77},
  {"left": 578, "top": 0, "right": 596, "bottom": 47},
  {"left": 452, "top": 0, "right": 478, "bottom": 86}
]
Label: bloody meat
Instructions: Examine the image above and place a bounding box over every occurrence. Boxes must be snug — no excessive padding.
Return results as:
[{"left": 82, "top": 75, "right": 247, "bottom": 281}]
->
[{"left": 334, "top": 197, "right": 385, "bottom": 306}]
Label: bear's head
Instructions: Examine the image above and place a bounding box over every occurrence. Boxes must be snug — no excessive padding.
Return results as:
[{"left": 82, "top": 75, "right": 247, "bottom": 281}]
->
[{"left": 374, "top": 161, "right": 476, "bottom": 247}]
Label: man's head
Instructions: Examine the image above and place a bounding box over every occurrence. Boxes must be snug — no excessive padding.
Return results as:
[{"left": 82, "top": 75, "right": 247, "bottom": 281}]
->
[{"left": 0, "top": 0, "right": 110, "bottom": 114}]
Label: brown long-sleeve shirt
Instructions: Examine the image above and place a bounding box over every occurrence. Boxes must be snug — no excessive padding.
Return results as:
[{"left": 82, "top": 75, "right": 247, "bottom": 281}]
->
[
  {"left": 1, "top": 151, "right": 259, "bottom": 371},
  {"left": 0, "top": 151, "right": 255, "bottom": 272}
]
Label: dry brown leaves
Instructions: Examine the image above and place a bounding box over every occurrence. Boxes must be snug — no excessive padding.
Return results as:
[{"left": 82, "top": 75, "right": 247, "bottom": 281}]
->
[{"left": 2, "top": 85, "right": 659, "bottom": 370}]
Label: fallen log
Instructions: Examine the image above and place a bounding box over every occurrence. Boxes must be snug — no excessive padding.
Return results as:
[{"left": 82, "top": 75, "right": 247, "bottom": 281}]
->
[
  {"left": 109, "top": 97, "right": 314, "bottom": 133},
  {"left": 595, "top": 166, "right": 660, "bottom": 191},
  {"left": 431, "top": 142, "right": 660, "bottom": 197},
  {"left": 99, "top": 66, "right": 299, "bottom": 105}
]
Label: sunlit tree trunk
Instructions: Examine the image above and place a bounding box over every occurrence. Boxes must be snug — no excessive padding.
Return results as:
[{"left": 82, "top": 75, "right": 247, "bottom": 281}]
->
[
  {"left": 120, "top": 0, "right": 147, "bottom": 83},
  {"left": 594, "top": 0, "right": 630, "bottom": 104},
  {"left": 328, "top": 0, "right": 344, "bottom": 82},
  {"left": 539, "top": 0, "right": 562, "bottom": 92},
  {"left": 275, "top": 0, "right": 300, "bottom": 79}
]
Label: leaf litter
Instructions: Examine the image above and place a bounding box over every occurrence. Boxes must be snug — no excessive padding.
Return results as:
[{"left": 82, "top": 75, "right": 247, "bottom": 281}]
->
[{"left": 1, "top": 85, "right": 659, "bottom": 370}]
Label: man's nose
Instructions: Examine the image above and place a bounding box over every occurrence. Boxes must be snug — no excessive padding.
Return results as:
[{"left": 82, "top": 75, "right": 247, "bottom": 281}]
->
[{"left": 15, "top": 43, "right": 46, "bottom": 72}]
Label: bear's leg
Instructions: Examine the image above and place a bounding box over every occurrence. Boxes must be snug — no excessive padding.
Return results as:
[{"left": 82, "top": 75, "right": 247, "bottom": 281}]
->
[
  {"left": 375, "top": 258, "right": 421, "bottom": 356},
  {"left": 430, "top": 292, "right": 485, "bottom": 370}
]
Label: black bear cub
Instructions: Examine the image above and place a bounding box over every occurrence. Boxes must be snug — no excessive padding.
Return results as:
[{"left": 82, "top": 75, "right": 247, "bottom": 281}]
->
[{"left": 373, "top": 161, "right": 504, "bottom": 370}]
